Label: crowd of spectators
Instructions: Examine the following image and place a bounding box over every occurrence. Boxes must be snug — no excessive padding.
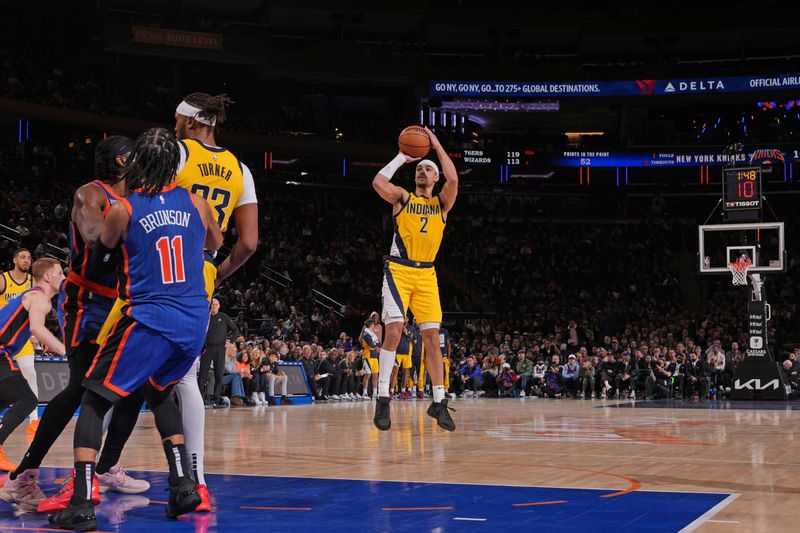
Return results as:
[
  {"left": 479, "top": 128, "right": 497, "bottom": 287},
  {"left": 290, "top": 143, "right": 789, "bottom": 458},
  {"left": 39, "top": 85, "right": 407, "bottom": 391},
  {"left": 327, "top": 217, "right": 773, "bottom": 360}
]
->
[{"left": 2, "top": 133, "right": 800, "bottom": 404}]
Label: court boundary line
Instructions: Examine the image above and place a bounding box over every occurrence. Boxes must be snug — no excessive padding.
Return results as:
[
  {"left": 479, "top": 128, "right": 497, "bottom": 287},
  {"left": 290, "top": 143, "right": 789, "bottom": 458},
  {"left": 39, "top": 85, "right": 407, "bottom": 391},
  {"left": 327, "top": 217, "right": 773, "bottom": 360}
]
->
[
  {"left": 677, "top": 493, "right": 741, "bottom": 533},
  {"left": 59, "top": 467, "right": 734, "bottom": 496}
]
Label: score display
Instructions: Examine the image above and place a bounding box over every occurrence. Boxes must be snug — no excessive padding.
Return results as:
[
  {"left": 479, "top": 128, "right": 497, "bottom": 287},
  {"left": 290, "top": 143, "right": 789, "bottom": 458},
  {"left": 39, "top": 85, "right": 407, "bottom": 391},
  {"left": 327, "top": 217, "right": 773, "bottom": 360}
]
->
[
  {"left": 446, "top": 149, "right": 536, "bottom": 166},
  {"left": 722, "top": 167, "right": 761, "bottom": 210}
]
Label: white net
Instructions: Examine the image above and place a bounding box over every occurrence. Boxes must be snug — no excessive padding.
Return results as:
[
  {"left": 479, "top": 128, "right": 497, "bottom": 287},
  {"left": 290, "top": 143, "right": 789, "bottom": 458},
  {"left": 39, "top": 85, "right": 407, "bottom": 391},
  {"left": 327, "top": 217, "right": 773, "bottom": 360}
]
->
[{"left": 727, "top": 262, "right": 751, "bottom": 286}]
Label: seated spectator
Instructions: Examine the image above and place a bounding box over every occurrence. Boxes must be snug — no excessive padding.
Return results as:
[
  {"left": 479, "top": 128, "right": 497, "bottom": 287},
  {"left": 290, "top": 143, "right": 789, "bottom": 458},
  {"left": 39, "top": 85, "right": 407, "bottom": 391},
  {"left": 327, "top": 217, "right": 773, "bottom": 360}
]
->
[
  {"left": 646, "top": 359, "right": 672, "bottom": 400},
  {"left": 266, "top": 351, "right": 294, "bottom": 405},
  {"left": 561, "top": 354, "right": 580, "bottom": 398},
  {"left": 579, "top": 357, "right": 595, "bottom": 399},
  {"left": 236, "top": 351, "right": 256, "bottom": 406},
  {"left": 514, "top": 349, "right": 532, "bottom": 397},
  {"left": 457, "top": 356, "right": 483, "bottom": 397},
  {"left": 222, "top": 343, "right": 247, "bottom": 407},
  {"left": 496, "top": 363, "right": 518, "bottom": 397},
  {"left": 315, "top": 350, "right": 336, "bottom": 400},
  {"left": 615, "top": 351, "right": 636, "bottom": 399},
  {"left": 686, "top": 349, "right": 709, "bottom": 398},
  {"left": 528, "top": 357, "right": 547, "bottom": 397},
  {"left": 249, "top": 348, "right": 269, "bottom": 405},
  {"left": 481, "top": 355, "right": 500, "bottom": 397}
]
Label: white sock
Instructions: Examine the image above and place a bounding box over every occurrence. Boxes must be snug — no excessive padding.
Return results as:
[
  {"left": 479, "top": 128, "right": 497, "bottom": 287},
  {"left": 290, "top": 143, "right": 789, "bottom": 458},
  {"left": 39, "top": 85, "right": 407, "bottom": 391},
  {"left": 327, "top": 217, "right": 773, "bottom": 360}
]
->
[
  {"left": 433, "top": 385, "right": 445, "bottom": 403},
  {"left": 362, "top": 387, "right": 368, "bottom": 396},
  {"left": 377, "top": 350, "right": 396, "bottom": 397},
  {"left": 176, "top": 358, "right": 206, "bottom": 485}
]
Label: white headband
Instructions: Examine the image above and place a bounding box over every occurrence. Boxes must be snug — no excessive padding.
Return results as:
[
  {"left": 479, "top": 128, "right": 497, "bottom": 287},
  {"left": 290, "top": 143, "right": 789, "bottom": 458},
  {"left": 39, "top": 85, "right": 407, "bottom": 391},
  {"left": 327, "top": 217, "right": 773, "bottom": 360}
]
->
[
  {"left": 176, "top": 101, "right": 216, "bottom": 126},
  {"left": 416, "top": 159, "right": 439, "bottom": 175}
]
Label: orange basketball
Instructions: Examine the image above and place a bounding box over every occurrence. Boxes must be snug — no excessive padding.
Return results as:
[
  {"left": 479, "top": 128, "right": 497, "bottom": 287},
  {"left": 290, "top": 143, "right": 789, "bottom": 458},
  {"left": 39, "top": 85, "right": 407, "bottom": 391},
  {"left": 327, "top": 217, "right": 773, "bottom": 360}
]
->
[{"left": 398, "top": 126, "right": 430, "bottom": 158}]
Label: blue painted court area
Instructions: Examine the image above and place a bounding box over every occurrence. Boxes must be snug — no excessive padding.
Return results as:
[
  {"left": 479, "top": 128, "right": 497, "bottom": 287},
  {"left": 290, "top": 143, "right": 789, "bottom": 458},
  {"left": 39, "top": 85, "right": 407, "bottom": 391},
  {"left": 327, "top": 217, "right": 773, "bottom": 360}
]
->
[{"left": 0, "top": 469, "right": 730, "bottom": 532}]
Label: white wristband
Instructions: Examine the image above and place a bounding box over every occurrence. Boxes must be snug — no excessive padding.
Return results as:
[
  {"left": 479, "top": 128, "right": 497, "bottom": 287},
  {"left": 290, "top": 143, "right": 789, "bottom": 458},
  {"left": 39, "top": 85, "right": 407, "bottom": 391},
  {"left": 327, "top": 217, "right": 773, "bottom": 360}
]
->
[{"left": 379, "top": 152, "right": 406, "bottom": 180}]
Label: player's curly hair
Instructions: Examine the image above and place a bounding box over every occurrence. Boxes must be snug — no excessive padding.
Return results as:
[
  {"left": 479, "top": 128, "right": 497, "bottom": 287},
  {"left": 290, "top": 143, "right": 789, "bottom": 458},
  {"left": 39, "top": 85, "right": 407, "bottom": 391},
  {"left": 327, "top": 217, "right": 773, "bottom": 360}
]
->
[
  {"left": 94, "top": 135, "right": 133, "bottom": 183},
  {"left": 122, "top": 128, "right": 179, "bottom": 195},
  {"left": 184, "top": 92, "right": 234, "bottom": 126}
]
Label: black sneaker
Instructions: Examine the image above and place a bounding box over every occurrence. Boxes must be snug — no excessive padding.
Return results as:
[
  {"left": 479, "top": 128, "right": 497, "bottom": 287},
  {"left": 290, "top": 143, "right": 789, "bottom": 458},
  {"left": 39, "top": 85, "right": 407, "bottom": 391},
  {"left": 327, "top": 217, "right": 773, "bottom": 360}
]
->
[
  {"left": 267, "top": 396, "right": 277, "bottom": 406},
  {"left": 373, "top": 396, "right": 392, "bottom": 431},
  {"left": 426, "top": 399, "right": 456, "bottom": 431},
  {"left": 280, "top": 396, "right": 294, "bottom": 405},
  {"left": 166, "top": 477, "right": 201, "bottom": 519},
  {"left": 49, "top": 501, "right": 97, "bottom": 532}
]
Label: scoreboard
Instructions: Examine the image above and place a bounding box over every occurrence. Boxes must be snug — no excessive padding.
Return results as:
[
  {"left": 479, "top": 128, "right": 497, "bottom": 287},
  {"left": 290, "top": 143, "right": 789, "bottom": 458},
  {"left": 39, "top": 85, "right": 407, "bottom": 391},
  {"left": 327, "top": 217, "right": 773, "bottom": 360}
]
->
[
  {"left": 446, "top": 148, "right": 536, "bottom": 166},
  {"left": 722, "top": 167, "right": 761, "bottom": 211}
]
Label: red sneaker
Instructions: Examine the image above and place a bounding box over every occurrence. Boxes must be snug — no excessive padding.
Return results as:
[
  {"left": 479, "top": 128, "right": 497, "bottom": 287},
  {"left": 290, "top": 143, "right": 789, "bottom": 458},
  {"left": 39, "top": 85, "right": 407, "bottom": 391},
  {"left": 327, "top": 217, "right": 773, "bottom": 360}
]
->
[
  {"left": 37, "top": 472, "right": 100, "bottom": 513},
  {"left": 194, "top": 484, "right": 211, "bottom": 512}
]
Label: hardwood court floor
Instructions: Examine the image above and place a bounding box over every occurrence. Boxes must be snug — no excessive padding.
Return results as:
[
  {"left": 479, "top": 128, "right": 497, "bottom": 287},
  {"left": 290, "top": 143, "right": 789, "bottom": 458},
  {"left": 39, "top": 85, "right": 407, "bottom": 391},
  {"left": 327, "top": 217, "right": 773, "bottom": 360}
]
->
[{"left": 3, "top": 397, "right": 797, "bottom": 532}]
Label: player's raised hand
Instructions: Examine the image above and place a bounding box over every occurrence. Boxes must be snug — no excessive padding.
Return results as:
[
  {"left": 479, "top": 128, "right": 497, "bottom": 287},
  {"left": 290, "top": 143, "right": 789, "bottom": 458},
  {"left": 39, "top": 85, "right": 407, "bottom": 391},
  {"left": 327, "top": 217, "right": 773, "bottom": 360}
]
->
[
  {"left": 400, "top": 151, "right": 421, "bottom": 164},
  {"left": 424, "top": 127, "right": 443, "bottom": 151}
]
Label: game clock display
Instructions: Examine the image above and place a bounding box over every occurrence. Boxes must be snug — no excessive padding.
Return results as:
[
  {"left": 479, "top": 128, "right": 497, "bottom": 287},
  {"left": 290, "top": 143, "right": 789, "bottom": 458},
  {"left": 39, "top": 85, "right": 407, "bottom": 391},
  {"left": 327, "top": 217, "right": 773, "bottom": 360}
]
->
[{"left": 723, "top": 167, "right": 761, "bottom": 210}]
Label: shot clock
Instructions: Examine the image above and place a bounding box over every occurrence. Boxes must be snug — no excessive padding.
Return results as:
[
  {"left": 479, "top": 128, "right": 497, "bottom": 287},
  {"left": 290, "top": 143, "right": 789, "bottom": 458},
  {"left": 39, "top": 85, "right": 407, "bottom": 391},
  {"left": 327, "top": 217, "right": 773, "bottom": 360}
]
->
[{"left": 722, "top": 167, "right": 761, "bottom": 211}]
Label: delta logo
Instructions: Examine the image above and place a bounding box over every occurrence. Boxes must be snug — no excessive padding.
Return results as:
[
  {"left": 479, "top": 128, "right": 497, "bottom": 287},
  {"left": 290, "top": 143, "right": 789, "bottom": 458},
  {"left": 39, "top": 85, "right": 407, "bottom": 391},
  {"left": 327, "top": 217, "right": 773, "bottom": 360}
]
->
[
  {"left": 664, "top": 80, "right": 725, "bottom": 93},
  {"left": 636, "top": 79, "right": 657, "bottom": 95},
  {"left": 750, "top": 149, "right": 785, "bottom": 165}
]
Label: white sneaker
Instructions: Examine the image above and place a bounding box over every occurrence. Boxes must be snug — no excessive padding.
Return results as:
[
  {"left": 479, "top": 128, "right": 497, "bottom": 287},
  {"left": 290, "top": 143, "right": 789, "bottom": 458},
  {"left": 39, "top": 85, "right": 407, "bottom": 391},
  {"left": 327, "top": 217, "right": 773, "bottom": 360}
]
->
[
  {"left": 98, "top": 463, "right": 151, "bottom": 494},
  {"left": 0, "top": 469, "right": 46, "bottom": 512},
  {"left": 330, "top": 394, "right": 340, "bottom": 401},
  {"left": 520, "top": 390, "right": 526, "bottom": 398}
]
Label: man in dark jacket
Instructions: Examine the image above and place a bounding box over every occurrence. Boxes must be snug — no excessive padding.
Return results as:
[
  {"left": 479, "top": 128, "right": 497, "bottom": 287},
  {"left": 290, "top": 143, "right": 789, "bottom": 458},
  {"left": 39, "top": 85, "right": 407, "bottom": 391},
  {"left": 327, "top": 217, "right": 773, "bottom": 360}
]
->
[
  {"left": 686, "top": 349, "right": 709, "bottom": 398},
  {"left": 200, "top": 298, "right": 239, "bottom": 405}
]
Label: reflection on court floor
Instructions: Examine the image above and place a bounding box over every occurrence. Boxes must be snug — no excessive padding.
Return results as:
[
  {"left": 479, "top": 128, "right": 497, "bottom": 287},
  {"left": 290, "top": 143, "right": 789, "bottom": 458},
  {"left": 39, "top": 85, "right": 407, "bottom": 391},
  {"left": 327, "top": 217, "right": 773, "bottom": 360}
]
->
[{"left": 0, "top": 468, "right": 734, "bottom": 532}]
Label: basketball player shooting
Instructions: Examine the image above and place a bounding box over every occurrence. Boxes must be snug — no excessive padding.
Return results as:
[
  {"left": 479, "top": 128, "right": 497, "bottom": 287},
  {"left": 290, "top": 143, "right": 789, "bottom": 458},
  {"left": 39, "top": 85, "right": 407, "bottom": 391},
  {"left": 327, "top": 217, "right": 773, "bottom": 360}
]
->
[{"left": 371, "top": 126, "right": 458, "bottom": 432}]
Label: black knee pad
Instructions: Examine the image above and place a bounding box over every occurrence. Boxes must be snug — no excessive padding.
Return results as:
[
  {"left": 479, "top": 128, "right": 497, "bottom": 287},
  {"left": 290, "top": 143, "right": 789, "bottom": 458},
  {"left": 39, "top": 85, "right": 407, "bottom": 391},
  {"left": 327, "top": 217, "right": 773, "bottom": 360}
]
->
[{"left": 74, "top": 390, "right": 114, "bottom": 450}]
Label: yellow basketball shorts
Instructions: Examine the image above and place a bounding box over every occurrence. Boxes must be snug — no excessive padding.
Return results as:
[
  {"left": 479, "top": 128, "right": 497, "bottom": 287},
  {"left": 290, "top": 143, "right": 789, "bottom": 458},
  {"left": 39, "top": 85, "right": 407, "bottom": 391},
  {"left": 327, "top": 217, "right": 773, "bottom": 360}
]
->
[
  {"left": 381, "top": 262, "right": 442, "bottom": 325},
  {"left": 366, "top": 357, "right": 380, "bottom": 373},
  {"left": 98, "top": 260, "right": 216, "bottom": 343},
  {"left": 396, "top": 352, "right": 412, "bottom": 369},
  {"left": 13, "top": 340, "right": 35, "bottom": 359}
]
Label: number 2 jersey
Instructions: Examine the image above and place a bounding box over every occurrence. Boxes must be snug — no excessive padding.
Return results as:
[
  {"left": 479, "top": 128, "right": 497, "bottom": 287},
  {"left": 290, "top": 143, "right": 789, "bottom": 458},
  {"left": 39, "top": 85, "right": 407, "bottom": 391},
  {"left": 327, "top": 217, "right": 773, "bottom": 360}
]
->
[
  {"left": 116, "top": 184, "right": 209, "bottom": 357},
  {"left": 174, "top": 138, "right": 257, "bottom": 232},
  {"left": 390, "top": 193, "right": 446, "bottom": 265}
]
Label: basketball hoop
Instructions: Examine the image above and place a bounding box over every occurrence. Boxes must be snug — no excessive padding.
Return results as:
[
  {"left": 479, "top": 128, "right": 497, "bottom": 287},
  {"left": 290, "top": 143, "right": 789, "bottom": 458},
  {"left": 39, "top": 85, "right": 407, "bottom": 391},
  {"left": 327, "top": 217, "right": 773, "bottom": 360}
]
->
[{"left": 727, "top": 260, "right": 752, "bottom": 286}]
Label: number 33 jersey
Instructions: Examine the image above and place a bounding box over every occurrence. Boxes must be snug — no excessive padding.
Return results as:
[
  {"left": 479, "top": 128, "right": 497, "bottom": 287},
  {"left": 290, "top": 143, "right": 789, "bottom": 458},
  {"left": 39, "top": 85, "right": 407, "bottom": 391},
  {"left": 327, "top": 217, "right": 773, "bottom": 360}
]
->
[
  {"left": 175, "top": 138, "right": 257, "bottom": 232},
  {"left": 117, "top": 185, "right": 209, "bottom": 357},
  {"left": 390, "top": 193, "right": 446, "bottom": 264}
]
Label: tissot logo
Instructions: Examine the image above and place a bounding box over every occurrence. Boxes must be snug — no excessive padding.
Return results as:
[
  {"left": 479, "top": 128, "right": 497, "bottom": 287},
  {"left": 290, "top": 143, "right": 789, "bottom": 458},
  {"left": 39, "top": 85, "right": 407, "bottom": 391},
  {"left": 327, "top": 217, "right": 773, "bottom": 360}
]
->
[{"left": 635, "top": 79, "right": 656, "bottom": 95}]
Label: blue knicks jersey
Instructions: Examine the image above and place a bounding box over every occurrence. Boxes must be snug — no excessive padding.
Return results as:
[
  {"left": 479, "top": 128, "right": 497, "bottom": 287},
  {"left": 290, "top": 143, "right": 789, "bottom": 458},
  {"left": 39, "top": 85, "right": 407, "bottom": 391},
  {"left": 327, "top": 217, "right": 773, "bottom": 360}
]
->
[
  {"left": 0, "top": 288, "right": 41, "bottom": 358},
  {"left": 118, "top": 184, "right": 209, "bottom": 357},
  {"left": 58, "top": 180, "right": 121, "bottom": 346}
]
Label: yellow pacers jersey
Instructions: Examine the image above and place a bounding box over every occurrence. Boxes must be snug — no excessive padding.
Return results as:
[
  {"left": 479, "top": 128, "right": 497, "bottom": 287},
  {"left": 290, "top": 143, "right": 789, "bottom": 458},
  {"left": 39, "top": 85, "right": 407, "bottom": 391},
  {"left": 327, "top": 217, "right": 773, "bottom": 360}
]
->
[
  {"left": 1, "top": 271, "right": 32, "bottom": 308},
  {"left": 2, "top": 271, "right": 34, "bottom": 357},
  {"left": 175, "top": 138, "right": 246, "bottom": 232},
  {"left": 391, "top": 194, "right": 446, "bottom": 264}
]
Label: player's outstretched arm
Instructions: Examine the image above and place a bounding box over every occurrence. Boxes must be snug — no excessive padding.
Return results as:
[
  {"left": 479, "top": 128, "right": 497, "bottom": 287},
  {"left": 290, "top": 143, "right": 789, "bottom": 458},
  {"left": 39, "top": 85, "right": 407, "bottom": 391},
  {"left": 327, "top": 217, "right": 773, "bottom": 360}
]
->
[
  {"left": 373, "top": 152, "right": 415, "bottom": 208},
  {"left": 194, "top": 196, "right": 224, "bottom": 252},
  {"left": 73, "top": 184, "right": 110, "bottom": 246},
  {"left": 426, "top": 127, "right": 458, "bottom": 215},
  {"left": 27, "top": 292, "right": 66, "bottom": 356}
]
